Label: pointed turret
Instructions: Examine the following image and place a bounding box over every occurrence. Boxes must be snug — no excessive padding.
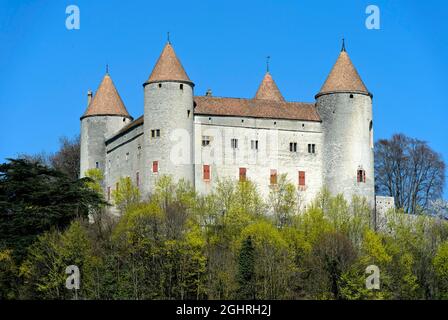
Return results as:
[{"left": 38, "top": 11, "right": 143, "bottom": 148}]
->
[
  {"left": 316, "top": 47, "right": 370, "bottom": 98},
  {"left": 145, "top": 42, "right": 192, "bottom": 85},
  {"left": 81, "top": 72, "right": 131, "bottom": 119},
  {"left": 254, "top": 72, "right": 285, "bottom": 102}
]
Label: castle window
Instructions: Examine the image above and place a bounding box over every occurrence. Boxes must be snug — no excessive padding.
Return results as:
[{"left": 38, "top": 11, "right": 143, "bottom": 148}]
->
[
  {"left": 308, "top": 144, "right": 316, "bottom": 154},
  {"left": 158, "top": 83, "right": 162, "bottom": 88},
  {"left": 203, "top": 165, "right": 210, "bottom": 181},
  {"left": 298, "top": 171, "right": 306, "bottom": 187},
  {"left": 137, "top": 145, "right": 142, "bottom": 157},
  {"left": 289, "top": 142, "right": 297, "bottom": 152},
  {"left": 270, "top": 169, "right": 277, "bottom": 185},
  {"left": 136, "top": 172, "right": 140, "bottom": 187},
  {"left": 241, "top": 119, "right": 244, "bottom": 123},
  {"left": 350, "top": 94, "right": 354, "bottom": 98},
  {"left": 251, "top": 140, "right": 258, "bottom": 151},
  {"left": 231, "top": 138, "right": 238, "bottom": 149},
  {"left": 239, "top": 167, "right": 247, "bottom": 182},
  {"left": 152, "top": 161, "right": 159, "bottom": 173},
  {"left": 151, "top": 129, "right": 161, "bottom": 138},
  {"left": 202, "top": 136, "right": 211, "bottom": 147},
  {"left": 180, "top": 84, "right": 183, "bottom": 90},
  {"left": 187, "top": 110, "right": 191, "bottom": 118},
  {"left": 357, "top": 170, "right": 366, "bottom": 183},
  {"left": 95, "top": 162, "right": 99, "bottom": 168},
  {"left": 369, "top": 121, "right": 373, "bottom": 149},
  {"left": 123, "top": 118, "right": 126, "bottom": 122},
  {"left": 107, "top": 187, "right": 111, "bottom": 201},
  {"left": 126, "top": 152, "right": 129, "bottom": 161}
]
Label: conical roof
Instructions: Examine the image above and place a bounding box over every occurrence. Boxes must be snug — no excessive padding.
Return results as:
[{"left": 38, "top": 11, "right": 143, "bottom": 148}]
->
[
  {"left": 146, "top": 42, "right": 192, "bottom": 84},
  {"left": 254, "top": 72, "right": 285, "bottom": 101},
  {"left": 81, "top": 73, "right": 131, "bottom": 119},
  {"left": 317, "top": 49, "right": 369, "bottom": 97}
]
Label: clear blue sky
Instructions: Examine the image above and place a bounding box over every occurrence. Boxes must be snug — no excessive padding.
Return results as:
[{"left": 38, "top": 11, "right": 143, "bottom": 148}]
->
[{"left": 0, "top": 0, "right": 447, "bottom": 198}]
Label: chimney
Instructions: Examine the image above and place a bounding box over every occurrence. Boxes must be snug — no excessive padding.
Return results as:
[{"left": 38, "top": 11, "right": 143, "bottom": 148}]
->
[
  {"left": 205, "top": 89, "right": 212, "bottom": 97},
  {"left": 87, "top": 90, "right": 93, "bottom": 106}
]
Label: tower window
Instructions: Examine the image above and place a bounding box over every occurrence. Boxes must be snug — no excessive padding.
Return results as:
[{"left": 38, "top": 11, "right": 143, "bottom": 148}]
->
[
  {"left": 350, "top": 94, "right": 354, "bottom": 98},
  {"left": 289, "top": 142, "right": 297, "bottom": 152},
  {"left": 95, "top": 162, "right": 99, "bottom": 168},
  {"left": 151, "top": 129, "right": 161, "bottom": 138},
  {"left": 158, "top": 83, "right": 162, "bottom": 88},
  {"left": 180, "top": 84, "right": 183, "bottom": 90},
  {"left": 251, "top": 140, "right": 258, "bottom": 150},
  {"left": 308, "top": 144, "right": 316, "bottom": 154},
  {"left": 369, "top": 120, "right": 373, "bottom": 149},
  {"left": 357, "top": 170, "right": 366, "bottom": 183},
  {"left": 126, "top": 152, "right": 129, "bottom": 161},
  {"left": 202, "top": 136, "right": 211, "bottom": 147},
  {"left": 239, "top": 167, "right": 247, "bottom": 182},
  {"left": 203, "top": 165, "right": 210, "bottom": 181},
  {"left": 298, "top": 171, "right": 306, "bottom": 187},
  {"left": 187, "top": 110, "right": 191, "bottom": 117},
  {"left": 231, "top": 138, "right": 238, "bottom": 149},
  {"left": 152, "top": 161, "right": 159, "bottom": 173},
  {"left": 270, "top": 169, "right": 277, "bottom": 185}
]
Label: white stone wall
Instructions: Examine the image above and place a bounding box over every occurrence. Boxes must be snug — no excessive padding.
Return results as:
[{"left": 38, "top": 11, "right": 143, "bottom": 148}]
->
[
  {"left": 193, "top": 115, "right": 323, "bottom": 207},
  {"left": 143, "top": 81, "right": 195, "bottom": 198},
  {"left": 317, "top": 93, "right": 375, "bottom": 208},
  {"left": 104, "top": 124, "right": 145, "bottom": 203},
  {"left": 80, "top": 115, "right": 131, "bottom": 178}
]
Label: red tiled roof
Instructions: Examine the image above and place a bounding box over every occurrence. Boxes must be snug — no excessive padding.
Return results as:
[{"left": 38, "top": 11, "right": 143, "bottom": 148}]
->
[
  {"left": 81, "top": 73, "right": 131, "bottom": 119},
  {"left": 194, "top": 96, "right": 320, "bottom": 121},
  {"left": 254, "top": 72, "right": 285, "bottom": 101},
  {"left": 318, "top": 50, "right": 369, "bottom": 97},
  {"left": 146, "top": 43, "right": 191, "bottom": 84}
]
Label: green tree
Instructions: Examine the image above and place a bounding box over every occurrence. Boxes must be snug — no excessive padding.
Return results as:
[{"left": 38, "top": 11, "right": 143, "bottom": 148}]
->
[
  {"left": 236, "top": 236, "right": 256, "bottom": 299},
  {"left": 112, "top": 176, "right": 140, "bottom": 213},
  {"left": 0, "top": 159, "right": 105, "bottom": 260}
]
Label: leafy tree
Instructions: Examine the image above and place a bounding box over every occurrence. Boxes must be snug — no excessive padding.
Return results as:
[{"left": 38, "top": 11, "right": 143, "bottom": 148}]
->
[
  {"left": 268, "top": 174, "right": 297, "bottom": 227},
  {"left": 112, "top": 176, "right": 141, "bottom": 213}
]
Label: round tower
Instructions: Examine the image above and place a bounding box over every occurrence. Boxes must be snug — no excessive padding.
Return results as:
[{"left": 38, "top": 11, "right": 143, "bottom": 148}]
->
[
  {"left": 143, "top": 41, "right": 194, "bottom": 194},
  {"left": 316, "top": 42, "right": 374, "bottom": 207},
  {"left": 80, "top": 72, "right": 132, "bottom": 177}
]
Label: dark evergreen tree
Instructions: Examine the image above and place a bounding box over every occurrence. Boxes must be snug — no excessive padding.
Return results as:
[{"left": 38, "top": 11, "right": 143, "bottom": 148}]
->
[
  {"left": 237, "top": 236, "right": 256, "bottom": 299},
  {"left": 0, "top": 158, "right": 105, "bottom": 260}
]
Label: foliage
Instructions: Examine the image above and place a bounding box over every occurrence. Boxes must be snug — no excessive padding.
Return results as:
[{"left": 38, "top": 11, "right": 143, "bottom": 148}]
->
[{"left": 1, "top": 168, "right": 448, "bottom": 300}]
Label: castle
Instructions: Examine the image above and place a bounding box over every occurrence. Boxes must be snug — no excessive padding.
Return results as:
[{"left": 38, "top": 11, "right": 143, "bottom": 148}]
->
[{"left": 80, "top": 40, "right": 390, "bottom": 215}]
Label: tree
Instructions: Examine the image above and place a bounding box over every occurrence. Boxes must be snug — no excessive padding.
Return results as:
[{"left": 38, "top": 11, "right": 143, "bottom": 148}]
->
[
  {"left": 112, "top": 176, "right": 140, "bottom": 213},
  {"left": 268, "top": 174, "right": 297, "bottom": 227},
  {"left": 0, "top": 159, "right": 105, "bottom": 260},
  {"left": 50, "top": 136, "right": 81, "bottom": 180},
  {"left": 236, "top": 236, "right": 256, "bottom": 299},
  {"left": 375, "top": 133, "right": 445, "bottom": 215}
]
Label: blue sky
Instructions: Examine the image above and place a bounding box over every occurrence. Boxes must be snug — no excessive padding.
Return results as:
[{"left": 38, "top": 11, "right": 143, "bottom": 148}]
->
[{"left": 0, "top": 0, "right": 447, "bottom": 198}]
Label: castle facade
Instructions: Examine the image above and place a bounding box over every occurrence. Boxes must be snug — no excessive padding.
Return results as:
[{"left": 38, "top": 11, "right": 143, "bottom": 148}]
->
[{"left": 80, "top": 41, "right": 378, "bottom": 211}]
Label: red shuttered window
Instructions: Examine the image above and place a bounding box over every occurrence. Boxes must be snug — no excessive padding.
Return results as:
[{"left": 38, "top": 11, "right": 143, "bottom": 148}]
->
[
  {"left": 270, "top": 169, "right": 277, "bottom": 185},
  {"left": 239, "top": 167, "right": 247, "bottom": 182},
  {"left": 203, "top": 165, "right": 210, "bottom": 181},
  {"left": 298, "top": 171, "right": 306, "bottom": 186},
  {"left": 153, "top": 161, "right": 159, "bottom": 173}
]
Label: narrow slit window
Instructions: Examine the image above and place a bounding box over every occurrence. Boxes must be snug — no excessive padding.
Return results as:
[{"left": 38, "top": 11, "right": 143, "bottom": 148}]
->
[{"left": 298, "top": 171, "right": 306, "bottom": 187}]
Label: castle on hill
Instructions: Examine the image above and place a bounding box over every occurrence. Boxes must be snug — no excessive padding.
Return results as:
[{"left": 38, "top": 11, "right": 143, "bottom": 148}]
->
[{"left": 80, "top": 40, "right": 394, "bottom": 217}]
